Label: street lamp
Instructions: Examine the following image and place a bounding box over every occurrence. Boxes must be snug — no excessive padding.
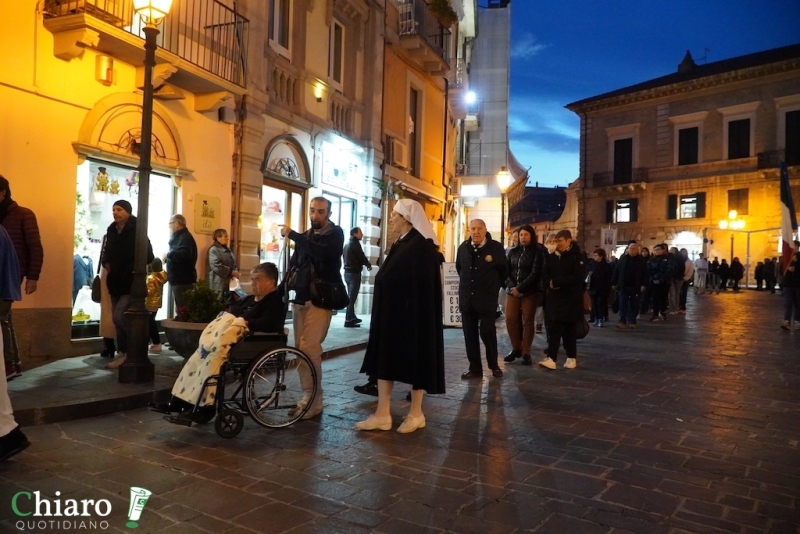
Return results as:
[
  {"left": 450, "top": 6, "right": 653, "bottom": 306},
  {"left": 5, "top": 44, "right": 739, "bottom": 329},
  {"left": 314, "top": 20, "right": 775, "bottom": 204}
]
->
[
  {"left": 718, "top": 210, "right": 745, "bottom": 263},
  {"left": 496, "top": 166, "right": 513, "bottom": 246},
  {"left": 120, "top": 0, "right": 173, "bottom": 383}
]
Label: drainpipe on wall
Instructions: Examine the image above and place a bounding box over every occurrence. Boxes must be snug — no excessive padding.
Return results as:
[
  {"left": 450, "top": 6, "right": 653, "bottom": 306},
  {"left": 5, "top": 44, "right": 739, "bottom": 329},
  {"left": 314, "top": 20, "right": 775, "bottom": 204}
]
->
[{"left": 232, "top": 95, "right": 246, "bottom": 255}]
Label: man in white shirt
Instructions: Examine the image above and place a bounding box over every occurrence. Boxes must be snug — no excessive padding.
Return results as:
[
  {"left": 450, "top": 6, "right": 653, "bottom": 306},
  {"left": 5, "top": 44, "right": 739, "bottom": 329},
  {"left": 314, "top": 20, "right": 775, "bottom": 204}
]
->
[
  {"left": 679, "top": 249, "right": 695, "bottom": 313},
  {"left": 694, "top": 253, "right": 709, "bottom": 291}
]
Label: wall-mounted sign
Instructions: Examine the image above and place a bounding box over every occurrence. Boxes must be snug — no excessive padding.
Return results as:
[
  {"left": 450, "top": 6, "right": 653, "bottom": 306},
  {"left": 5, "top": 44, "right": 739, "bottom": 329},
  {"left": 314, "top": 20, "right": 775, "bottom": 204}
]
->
[
  {"left": 442, "top": 262, "right": 462, "bottom": 327},
  {"left": 194, "top": 194, "right": 221, "bottom": 235},
  {"left": 321, "top": 142, "right": 362, "bottom": 194}
]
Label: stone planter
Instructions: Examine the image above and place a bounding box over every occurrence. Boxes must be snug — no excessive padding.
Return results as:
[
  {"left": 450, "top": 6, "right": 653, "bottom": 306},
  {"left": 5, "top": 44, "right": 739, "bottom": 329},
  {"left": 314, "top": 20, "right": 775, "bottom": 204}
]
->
[{"left": 161, "top": 319, "right": 207, "bottom": 358}]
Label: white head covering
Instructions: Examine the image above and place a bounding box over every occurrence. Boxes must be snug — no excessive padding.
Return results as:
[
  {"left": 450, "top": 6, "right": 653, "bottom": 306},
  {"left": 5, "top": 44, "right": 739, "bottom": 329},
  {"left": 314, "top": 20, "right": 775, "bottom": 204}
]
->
[{"left": 393, "top": 199, "right": 439, "bottom": 246}]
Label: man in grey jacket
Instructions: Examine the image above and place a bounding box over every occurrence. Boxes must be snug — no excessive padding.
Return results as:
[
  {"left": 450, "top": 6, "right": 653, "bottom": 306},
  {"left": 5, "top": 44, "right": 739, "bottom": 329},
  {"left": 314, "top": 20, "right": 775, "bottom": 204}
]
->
[{"left": 342, "top": 227, "right": 371, "bottom": 327}]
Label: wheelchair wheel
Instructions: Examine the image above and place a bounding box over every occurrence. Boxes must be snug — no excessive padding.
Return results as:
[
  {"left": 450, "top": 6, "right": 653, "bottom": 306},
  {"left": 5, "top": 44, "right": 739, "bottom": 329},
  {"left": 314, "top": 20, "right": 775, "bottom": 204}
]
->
[
  {"left": 215, "top": 409, "right": 244, "bottom": 438},
  {"left": 244, "top": 347, "right": 317, "bottom": 429}
]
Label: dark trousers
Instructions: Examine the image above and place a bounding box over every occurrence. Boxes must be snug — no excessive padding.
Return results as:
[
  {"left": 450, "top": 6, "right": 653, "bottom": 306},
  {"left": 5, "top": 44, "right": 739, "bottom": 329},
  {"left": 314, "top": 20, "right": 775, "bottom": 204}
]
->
[
  {"left": 546, "top": 320, "right": 577, "bottom": 362},
  {"left": 651, "top": 283, "right": 669, "bottom": 316},
  {"left": 172, "top": 284, "right": 193, "bottom": 310},
  {"left": 148, "top": 312, "right": 161, "bottom": 345},
  {"left": 618, "top": 288, "right": 640, "bottom": 325},
  {"left": 640, "top": 286, "right": 651, "bottom": 314},
  {"left": 784, "top": 287, "right": 800, "bottom": 321},
  {"left": 679, "top": 280, "right": 690, "bottom": 311},
  {"left": 462, "top": 307, "right": 499, "bottom": 372},
  {"left": 344, "top": 272, "right": 361, "bottom": 321},
  {"left": 589, "top": 291, "right": 608, "bottom": 322},
  {"left": 756, "top": 279, "right": 763, "bottom": 290},
  {"left": 767, "top": 279, "right": 776, "bottom": 293}
]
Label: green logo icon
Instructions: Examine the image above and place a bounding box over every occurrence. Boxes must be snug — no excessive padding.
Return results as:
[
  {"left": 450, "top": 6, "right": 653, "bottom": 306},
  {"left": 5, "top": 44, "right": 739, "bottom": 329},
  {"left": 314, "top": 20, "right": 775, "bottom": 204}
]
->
[{"left": 126, "top": 487, "right": 152, "bottom": 529}]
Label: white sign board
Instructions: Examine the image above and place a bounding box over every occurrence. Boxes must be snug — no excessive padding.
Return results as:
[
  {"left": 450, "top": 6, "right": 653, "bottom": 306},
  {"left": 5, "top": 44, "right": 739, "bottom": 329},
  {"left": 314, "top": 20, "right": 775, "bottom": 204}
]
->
[{"left": 442, "top": 262, "right": 462, "bottom": 327}]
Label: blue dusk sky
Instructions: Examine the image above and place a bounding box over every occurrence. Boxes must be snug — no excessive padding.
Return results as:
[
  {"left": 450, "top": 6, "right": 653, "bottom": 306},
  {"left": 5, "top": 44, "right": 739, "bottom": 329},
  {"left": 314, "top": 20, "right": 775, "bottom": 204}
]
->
[{"left": 508, "top": 0, "right": 800, "bottom": 187}]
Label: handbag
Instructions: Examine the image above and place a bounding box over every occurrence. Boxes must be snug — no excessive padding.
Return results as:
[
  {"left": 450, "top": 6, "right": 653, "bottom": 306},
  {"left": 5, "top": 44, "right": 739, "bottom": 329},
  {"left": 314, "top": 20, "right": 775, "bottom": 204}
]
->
[
  {"left": 582, "top": 291, "right": 591, "bottom": 315},
  {"left": 575, "top": 317, "right": 590, "bottom": 339},
  {"left": 308, "top": 265, "right": 349, "bottom": 310},
  {"left": 90, "top": 236, "right": 107, "bottom": 303}
]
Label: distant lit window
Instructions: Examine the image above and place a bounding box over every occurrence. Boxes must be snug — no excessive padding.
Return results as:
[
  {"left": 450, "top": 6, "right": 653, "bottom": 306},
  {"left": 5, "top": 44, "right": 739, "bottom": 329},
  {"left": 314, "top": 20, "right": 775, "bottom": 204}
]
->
[{"left": 606, "top": 198, "right": 638, "bottom": 223}]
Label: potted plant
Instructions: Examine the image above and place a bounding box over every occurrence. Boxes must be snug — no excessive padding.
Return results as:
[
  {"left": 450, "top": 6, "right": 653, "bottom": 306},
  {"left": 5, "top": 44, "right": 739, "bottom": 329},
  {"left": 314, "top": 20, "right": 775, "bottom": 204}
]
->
[
  {"left": 427, "top": 0, "right": 458, "bottom": 28},
  {"left": 161, "top": 281, "right": 226, "bottom": 358}
]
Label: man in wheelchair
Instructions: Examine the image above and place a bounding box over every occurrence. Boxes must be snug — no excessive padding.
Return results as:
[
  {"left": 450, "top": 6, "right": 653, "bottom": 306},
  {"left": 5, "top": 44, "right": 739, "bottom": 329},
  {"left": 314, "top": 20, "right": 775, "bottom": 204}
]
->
[{"left": 151, "top": 262, "right": 285, "bottom": 417}]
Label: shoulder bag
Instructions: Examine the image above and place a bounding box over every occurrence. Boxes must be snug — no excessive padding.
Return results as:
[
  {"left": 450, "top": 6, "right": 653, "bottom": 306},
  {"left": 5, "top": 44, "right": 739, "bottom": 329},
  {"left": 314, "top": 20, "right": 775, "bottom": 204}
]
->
[
  {"left": 90, "top": 236, "right": 106, "bottom": 303},
  {"left": 309, "top": 265, "right": 349, "bottom": 310}
]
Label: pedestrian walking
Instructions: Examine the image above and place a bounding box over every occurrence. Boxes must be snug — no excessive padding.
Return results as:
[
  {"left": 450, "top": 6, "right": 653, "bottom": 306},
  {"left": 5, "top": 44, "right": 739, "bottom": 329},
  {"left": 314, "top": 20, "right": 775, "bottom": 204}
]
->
[
  {"left": 0, "top": 176, "right": 43, "bottom": 380},
  {"left": 503, "top": 224, "right": 543, "bottom": 365},
  {"left": 694, "top": 253, "right": 709, "bottom": 291},
  {"left": 357, "top": 199, "right": 444, "bottom": 433},
  {"left": 668, "top": 247, "right": 685, "bottom": 313},
  {"left": 342, "top": 227, "right": 372, "bottom": 328},
  {"left": 282, "top": 197, "right": 346, "bottom": 419},
  {"left": 611, "top": 243, "right": 648, "bottom": 328},
  {"left": 0, "top": 225, "right": 30, "bottom": 461},
  {"left": 539, "top": 230, "right": 586, "bottom": 370},
  {"left": 678, "top": 248, "right": 695, "bottom": 313},
  {"left": 457, "top": 219, "right": 507, "bottom": 378},
  {"left": 648, "top": 244, "right": 671, "bottom": 321},
  {"left": 166, "top": 214, "right": 198, "bottom": 310}
]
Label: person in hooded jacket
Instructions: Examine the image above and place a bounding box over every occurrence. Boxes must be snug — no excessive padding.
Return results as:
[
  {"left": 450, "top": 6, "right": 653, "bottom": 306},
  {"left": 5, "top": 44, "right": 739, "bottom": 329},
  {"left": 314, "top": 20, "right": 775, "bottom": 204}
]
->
[
  {"left": 730, "top": 257, "right": 744, "bottom": 292},
  {"left": 101, "top": 200, "right": 154, "bottom": 370},
  {"left": 587, "top": 248, "right": 612, "bottom": 327},
  {"left": 503, "top": 224, "right": 543, "bottom": 365},
  {"left": 539, "top": 230, "right": 586, "bottom": 370}
]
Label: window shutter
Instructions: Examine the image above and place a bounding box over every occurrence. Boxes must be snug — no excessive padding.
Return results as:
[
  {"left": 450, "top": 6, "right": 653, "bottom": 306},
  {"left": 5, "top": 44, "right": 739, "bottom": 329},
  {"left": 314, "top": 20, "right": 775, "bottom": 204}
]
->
[
  {"left": 695, "top": 192, "right": 706, "bottom": 218},
  {"left": 605, "top": 200, "right": 614, "bottom": 223},
  {"left": 629, "top": 198, "right": 639, "bottom": 222},
  {"left": 667, "top": 194, "right": 678, "bottom": 220}
]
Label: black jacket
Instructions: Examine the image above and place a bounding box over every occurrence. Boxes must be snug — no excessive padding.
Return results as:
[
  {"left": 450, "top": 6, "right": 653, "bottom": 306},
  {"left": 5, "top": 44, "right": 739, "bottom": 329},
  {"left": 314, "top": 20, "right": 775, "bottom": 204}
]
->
[
  {"left": 542, "top": 242, "right": 587, "bottom": 322},
  {"left": 611, "top": 253, "right": 648, "bottom": 291},
  {"left": 230, "top": 291, "right": 285, "bottom": 333},
  {"left": 287, "top": 223, "right": 345, "bottom": 304},
  {"left": 506, "top": 243, "right": 544, "bottom": 296},
  {"left": 456, "top": 237, "right": 508, "bottom": 314},
  {"left": 101, "top": 216, "right": 154, "bottom": 297},
  {"left": 782, "top": 253, "right": 800, "bottom": 288},
  {"left": 587, "top": 259, "right": 613, "bottom": 295},
  {"left": 166, "top": 227, "right": 198, "bottom": 285},
  {"left": 343, "top": 236, "right": 371, "bottom": 273}
]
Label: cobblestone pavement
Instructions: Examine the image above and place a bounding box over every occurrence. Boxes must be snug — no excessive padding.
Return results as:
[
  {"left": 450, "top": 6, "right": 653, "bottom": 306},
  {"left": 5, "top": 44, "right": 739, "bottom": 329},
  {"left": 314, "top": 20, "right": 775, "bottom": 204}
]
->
[{"left": 1, "top": 290, "right": 799, "bottom": 533}]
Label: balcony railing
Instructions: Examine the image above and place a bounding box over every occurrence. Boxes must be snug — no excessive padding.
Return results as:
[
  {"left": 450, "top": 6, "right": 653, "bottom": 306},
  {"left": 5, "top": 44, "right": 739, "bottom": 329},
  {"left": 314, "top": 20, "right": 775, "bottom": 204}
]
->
[
  {"left": 397, "top": 0, "right": 451, "bottom": 64},
  {"left": 448, "top": 57, "right": 465, "bottom": 87},
  {"left": 44, "top": 0, "right": 249, "bottom": 87},
  {"left": 591, "top": 168, "right": 649, "bottom": 187}
]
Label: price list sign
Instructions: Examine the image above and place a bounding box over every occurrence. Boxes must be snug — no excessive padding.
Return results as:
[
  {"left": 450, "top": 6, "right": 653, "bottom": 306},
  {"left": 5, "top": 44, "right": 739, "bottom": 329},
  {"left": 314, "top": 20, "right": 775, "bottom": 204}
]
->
[{"left": 442, "top": 262, "right": 462, "bottom": 327}]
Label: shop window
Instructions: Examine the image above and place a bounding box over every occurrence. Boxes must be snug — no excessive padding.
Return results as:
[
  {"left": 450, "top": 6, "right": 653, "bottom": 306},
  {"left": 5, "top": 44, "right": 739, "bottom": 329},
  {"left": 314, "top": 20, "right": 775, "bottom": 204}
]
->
[
  {"left": 728, "top": 188, "right": 749, "bottom": 216},
  {"left": 269, "top": 0, "right": 292, "bottom": 57},
  {"left": 677, "top": 127, "right": 699, "bottom": 166},
  {"left": 605, "top": 198, "right": 638, "bottom": 223},
  {"left": 329, "top": 20, "right": 344, "bottom": 90},
  {"left": 72, "top": 160, "right": 175, "bottom": 340},
  {"left": 667, "top": 192, "right": 706, "bottom": 220}
]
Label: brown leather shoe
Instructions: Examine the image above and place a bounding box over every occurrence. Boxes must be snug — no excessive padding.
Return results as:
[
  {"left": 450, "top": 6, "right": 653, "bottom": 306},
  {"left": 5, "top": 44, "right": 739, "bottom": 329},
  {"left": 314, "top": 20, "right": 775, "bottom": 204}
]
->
[{"left": 461, "top": 370, "right": 483, "bottom": 379}]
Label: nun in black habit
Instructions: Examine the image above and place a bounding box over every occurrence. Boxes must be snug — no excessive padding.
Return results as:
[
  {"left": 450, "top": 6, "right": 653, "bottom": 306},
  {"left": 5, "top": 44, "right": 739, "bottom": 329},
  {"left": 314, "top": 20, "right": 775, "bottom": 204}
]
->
[{"left": 357, "top": 199, "right": 445, "bottom": 434}]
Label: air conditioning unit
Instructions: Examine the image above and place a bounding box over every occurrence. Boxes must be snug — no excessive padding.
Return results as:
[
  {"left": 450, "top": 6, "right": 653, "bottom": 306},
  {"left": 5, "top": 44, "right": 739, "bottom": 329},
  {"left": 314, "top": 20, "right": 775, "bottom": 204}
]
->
[
  {"left": 388, "top": 137, "right": 407, "bottom": 168},
  {"left": 451, "top": 178, "right": 461, "bottom": 196},
  {"left": 456, "top": 163, "right": 467, "bottom": 176}
]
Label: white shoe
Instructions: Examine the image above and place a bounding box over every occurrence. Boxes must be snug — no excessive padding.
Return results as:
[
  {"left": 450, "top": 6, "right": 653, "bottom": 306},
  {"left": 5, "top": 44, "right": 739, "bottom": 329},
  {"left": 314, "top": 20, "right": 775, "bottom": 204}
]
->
[
  {"left": 355, "top": 415, "right": 392, "bottom": 431},
  {"left": 564, "top": 358, "right": 577, "bottom": 369},
  {"left": 538, "top": 358, "right": 556, "bottom": 370},
  {"left": 106, "top": 354, "right": 127, "bottom": 369},
  {"left": 149, "top": 344, "right": 162, "bottom": 353},
  {"left": 397, "top": 414, "right": 426, "bottom": 434}
]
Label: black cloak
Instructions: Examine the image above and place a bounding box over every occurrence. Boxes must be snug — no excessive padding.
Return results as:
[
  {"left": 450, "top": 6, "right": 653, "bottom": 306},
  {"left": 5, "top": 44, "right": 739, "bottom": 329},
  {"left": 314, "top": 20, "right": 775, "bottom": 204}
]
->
[{"left": 360, "top": 228, "right": 445, "bottom": 394}]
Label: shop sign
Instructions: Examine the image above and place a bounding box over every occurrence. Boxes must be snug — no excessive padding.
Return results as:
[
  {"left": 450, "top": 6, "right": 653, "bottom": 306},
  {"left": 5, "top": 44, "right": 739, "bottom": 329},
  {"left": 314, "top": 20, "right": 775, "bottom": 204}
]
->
[
  {"left": 322, "top": 145, "right": 361, "bottom": 194},
  {"left": 194, "top": 194, "right": 221, "bottom": 235}
]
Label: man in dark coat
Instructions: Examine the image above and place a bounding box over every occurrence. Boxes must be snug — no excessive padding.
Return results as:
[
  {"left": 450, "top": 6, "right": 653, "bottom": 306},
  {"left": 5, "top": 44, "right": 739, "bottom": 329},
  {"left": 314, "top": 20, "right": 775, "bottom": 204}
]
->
[
  {"left": 342, "top": 227, "right": 372, "bottom": 327},
  {"left": 540, "top": 230, "right": 586, "bottom": 370},
  {"left": 166, "top": 214, "right": 198, "bottom": 310},
  {"left": 0, "top": 176, "right": 43, "bottom": 379},
  {"left": 281, "top": 197, "right": 345, "bottom": 419},
  {"left": 457, "top": 219, "right": 508, "bottom": 378},
  {"left": 611, "top": 242, "right": 648, "bottom": 328},
  {"left": 101, "top": 200, "right": 154, "bottom": 370},
  {"left": 357, "top": 199, "right": 444, "bottom": 434}
]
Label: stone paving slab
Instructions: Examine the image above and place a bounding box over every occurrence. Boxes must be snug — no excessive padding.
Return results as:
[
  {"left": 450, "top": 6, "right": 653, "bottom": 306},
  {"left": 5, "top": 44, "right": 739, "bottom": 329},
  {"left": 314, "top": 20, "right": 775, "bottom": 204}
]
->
[
  {"left": 1, "top": 291, "right": 800, "bottom": 533},
  {"left": 8, "top": 313, "right": 372, "bottom": 426}
]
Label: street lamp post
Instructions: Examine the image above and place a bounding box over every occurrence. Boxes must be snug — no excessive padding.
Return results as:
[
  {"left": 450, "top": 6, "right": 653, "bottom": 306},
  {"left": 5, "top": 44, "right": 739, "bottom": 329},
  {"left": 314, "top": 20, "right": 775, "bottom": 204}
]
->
[
  {"left": 120, "top": 0, "right": 173, "bottom": 383},
  {"left": 496, "top": 166, "right": 513, "bottom": 246},
  {"left": 718, "top": 210, "right": 745, "bottom": 264}
]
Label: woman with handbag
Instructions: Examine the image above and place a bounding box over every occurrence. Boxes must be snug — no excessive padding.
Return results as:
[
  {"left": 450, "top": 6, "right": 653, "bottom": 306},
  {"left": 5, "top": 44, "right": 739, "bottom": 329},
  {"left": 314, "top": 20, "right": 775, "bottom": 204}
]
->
[{"left": 206, "top": 229, "right": 240, "bottom": 302}]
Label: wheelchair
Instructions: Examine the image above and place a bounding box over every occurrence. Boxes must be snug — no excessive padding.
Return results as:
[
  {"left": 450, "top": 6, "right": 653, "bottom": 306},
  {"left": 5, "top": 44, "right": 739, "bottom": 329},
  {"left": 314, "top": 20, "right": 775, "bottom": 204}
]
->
[{"left": 164, "top": 330, "right": 317, "bottom": 438}]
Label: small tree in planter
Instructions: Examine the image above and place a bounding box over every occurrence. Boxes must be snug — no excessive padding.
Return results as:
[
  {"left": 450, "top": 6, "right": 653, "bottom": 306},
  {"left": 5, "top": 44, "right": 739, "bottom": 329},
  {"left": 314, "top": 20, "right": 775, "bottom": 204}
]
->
[
  {"left": 427, "top": 0, "right": 458, "bottom": 28},
  {"left": 162, "top": 281, "right": 226, "bottom": 357}
]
